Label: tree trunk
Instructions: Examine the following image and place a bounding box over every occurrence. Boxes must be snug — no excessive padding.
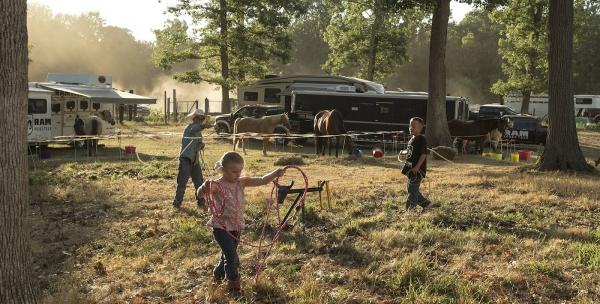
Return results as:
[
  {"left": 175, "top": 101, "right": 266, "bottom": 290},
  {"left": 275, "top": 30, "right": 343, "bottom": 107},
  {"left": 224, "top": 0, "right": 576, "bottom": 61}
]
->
[
  {"left": 0, "top": 1, "right": 39, "bottom": 303},
  {"left": 219, "top": 0, "right": 231, "bottom": 113},
  {"left": 521, "top": 90, "right": 531, "bottom": 114},
  {"left": 425, "top": 0, "right": 453, "bottom": 148},
  {"left": 366, "top": 0, "right": 383, "bottom": 81},
  {"left": 539, "top": 0, "right": 592, "bottom": 172}
]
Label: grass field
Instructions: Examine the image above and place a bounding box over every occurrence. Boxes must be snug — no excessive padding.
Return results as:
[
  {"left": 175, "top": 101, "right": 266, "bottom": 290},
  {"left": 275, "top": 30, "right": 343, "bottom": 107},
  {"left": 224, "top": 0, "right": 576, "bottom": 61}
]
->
[{"left": 29, "top": 123, "right": 600, "bottom": 303}]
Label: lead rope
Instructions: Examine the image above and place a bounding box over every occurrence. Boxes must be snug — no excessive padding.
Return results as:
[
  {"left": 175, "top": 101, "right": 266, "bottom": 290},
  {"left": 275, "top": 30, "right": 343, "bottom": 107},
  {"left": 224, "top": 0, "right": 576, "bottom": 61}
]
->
[{"left": 204, "top": 166, "right": 309, "bottom": 281}]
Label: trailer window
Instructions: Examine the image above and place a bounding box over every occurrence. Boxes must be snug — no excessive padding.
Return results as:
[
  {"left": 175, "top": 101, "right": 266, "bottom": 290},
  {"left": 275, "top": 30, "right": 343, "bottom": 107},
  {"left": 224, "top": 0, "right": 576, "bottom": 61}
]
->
[
  {"left": 576, "top": 98, "right": 593, "bottom": 105},
  {"left": 28, "top": 99, "right": 47, "bottom": 114},
  {"left": 243, "top": 91, "right": 259, "bottom": 102},
  {"left": 80, "top": 100, "right": 89, "bottom": 110},
  {"left": 264, "top": 88, "right": 281, "bottom": 103},
  {"left": 51, "top": 103, "right": 61, "bottom": 113},
  {"left": 93, "top": 103, "right": 101, "bottom": 110},
  {"left": 66, "top": 101, "right": 76, "bottom": 110}
]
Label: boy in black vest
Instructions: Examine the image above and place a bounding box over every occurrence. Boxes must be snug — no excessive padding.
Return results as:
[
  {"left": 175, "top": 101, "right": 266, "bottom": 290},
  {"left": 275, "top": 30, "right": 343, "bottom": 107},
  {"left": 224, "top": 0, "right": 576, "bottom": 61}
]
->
[{"left": 402, "top": 117, "right": 432, "bottom": 209}]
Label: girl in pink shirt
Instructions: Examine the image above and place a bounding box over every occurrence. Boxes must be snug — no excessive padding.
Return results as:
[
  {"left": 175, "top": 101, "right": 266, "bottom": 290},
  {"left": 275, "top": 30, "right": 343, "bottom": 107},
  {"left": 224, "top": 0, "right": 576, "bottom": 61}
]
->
[{"left": 197, "top": 151, "right": 282, "bottom": 295}]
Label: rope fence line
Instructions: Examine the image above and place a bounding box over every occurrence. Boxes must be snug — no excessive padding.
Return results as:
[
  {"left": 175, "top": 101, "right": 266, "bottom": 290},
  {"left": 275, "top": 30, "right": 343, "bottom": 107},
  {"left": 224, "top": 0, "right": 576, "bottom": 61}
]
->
[{"left": 31, "top": 129, "right": 509, "bottom": 143}]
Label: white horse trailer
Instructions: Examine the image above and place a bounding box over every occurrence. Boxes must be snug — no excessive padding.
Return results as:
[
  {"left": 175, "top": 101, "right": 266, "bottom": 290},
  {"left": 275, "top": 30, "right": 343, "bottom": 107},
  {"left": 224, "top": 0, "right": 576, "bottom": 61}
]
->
[
  {"left": 237, "top": 74, "right": 385, "bottom": 110},
  {"left": 28, "top": 74, "right": 156, "bottom": 142},
  {"left": 505, "top": 95, "right": 550, "bottom": 117},
  {"left": 27, "top": 85, "right": 53, "bottom": 144},
  {"left": 505, "top": 94, "right": 600, "bottom": 121}
]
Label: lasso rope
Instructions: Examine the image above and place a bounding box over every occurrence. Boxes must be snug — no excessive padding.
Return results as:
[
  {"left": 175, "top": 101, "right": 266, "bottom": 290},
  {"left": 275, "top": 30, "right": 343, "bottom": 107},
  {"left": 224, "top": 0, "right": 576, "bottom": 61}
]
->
[{"left": 204, "top": 165, "right": 309, "bottom": 280}]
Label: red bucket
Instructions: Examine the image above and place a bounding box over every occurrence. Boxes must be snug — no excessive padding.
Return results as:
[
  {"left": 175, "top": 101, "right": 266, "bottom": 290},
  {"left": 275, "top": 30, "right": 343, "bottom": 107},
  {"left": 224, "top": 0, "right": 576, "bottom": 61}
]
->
[
  {"left": 124, "top": 146, "right": 136, "bottom": 154},
  {"left": 518, "top": 150, "right": 531, "bottom": 161}
]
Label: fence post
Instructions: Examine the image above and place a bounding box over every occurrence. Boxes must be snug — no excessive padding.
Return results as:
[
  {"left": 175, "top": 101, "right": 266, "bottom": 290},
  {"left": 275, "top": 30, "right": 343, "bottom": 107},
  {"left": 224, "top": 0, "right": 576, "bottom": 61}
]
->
[
  {"left": 163, "top": 90, "right": 168, "bottom": 124},
  {"left": 205, "top": 97, "right": 210, "bottom": 114},
  {"left": 167, "top": 97, "right": 171, "bottom": 122},
  {"left": 128, "top": 90, "right": 134, "bottom": 121},
  {"left": 195, "top": 100, "right": 199, "bottom": 110},
  {"left": 172, "top": 89, "right": 177, "bottom": 122}
]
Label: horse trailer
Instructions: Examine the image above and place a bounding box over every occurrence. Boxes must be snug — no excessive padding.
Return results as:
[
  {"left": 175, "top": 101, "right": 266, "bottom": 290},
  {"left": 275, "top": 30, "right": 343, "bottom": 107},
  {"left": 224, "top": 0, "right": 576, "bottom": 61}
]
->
[
  {"left": 28, "top": 73, "right": 156, "bottom": 144},
  {"left": 237, "top": 74, "right": 386, "bottom": 109},
  {"left": 27, "top": 85, "right": 53, "bottom": 144},
  {"left": 505, "top": 94, "right": 600, "bottom": 122},
  {"left": 288, "top": 90, "right": 469, "bottom": 135}
]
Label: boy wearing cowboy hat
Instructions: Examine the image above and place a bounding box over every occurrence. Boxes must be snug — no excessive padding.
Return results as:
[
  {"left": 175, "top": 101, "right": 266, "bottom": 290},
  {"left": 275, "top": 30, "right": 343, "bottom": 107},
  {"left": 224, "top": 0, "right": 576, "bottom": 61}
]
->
[{"left": 174, "top": 109, "right": 211, "bottom": 208}]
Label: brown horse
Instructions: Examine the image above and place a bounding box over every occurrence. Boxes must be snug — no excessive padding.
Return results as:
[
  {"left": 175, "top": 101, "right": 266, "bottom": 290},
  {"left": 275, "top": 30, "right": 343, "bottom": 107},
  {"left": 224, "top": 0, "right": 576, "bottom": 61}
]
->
[
  {"left": 449, "top": 118, "right": 509, "bottom": 153},
  {"left": 233, "top": 113, "right": 291, "bottom": 156},
  {"left": 314, "top": 109, "right": 352, "bottom": 157}
]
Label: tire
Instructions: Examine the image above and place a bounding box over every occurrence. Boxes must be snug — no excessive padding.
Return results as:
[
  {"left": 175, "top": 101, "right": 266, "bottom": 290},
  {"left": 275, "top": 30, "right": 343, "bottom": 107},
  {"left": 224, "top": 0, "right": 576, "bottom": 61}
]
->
[
  {"left": 594, "top": 115, "right": 600, "bottom": 124},
  {"left": 214, "top": 123, "right": 229, "bottom": 135}
]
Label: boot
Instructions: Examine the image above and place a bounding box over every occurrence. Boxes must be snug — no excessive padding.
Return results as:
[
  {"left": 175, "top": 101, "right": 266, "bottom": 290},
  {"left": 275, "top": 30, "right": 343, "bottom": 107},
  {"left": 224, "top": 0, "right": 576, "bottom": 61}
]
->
[{"left": 227, "top": 277, "right": 241, "bottom": 296}]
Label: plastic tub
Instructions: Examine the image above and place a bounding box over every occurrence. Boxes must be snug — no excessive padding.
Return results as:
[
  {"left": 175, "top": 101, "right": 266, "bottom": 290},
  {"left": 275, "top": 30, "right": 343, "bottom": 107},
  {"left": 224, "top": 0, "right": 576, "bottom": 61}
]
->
[
  {"left": 510, "top": 153, "right": 520, "bottom": 162},
  {"left": 518, "top": 150, "right": 531, "bottom": 161}
]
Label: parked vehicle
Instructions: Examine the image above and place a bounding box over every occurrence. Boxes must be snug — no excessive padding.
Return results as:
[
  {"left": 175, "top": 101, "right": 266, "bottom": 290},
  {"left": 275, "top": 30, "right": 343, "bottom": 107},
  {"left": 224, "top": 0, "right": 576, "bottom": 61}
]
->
[
  {"left": 214, "top": 104, "right": 287, "bottom": 134},
  {"left": 27, "top": 73, "right": 156, "bottom": 145},
  {"left": 503, "top": 115, "right": 547, "bottom": 145},
  {"left": 237, "top": 74, "right": 385, "bottom": 109},
  {"left": 288, "top": 90, "right": 469, "bottom": 135},
  {"left": 477, "top": 104, "right": 519, "bottom": 119},
  {"left": 506, "top": 94, "right": 600, "bottom": 122}
]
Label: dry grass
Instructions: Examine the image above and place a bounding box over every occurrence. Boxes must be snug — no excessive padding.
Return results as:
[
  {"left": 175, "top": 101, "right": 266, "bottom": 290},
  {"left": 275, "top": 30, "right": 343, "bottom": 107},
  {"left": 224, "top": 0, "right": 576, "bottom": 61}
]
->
[{"left": 29, "top": 123, "right": 600, "bottom": 303}]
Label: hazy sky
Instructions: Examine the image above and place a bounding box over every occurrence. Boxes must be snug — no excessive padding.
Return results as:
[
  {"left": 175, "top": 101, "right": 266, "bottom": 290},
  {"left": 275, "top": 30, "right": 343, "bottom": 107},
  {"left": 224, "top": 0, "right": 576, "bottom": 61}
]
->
[{"left": 29, "top": 0, "right": 473, "bottom": 42}]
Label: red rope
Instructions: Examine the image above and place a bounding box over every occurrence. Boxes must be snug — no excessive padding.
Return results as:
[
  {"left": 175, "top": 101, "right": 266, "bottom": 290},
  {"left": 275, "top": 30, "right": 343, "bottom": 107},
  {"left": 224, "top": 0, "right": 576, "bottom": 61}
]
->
[{"left": 204, "top": 165, "right": 309, "bottom": 280}]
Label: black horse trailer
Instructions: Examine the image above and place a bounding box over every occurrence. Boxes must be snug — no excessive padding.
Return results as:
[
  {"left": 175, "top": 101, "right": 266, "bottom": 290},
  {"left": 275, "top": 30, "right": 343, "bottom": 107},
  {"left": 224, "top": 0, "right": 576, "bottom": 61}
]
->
[{"left": 287, "top": 90, "right": 469, "bottom": 135}]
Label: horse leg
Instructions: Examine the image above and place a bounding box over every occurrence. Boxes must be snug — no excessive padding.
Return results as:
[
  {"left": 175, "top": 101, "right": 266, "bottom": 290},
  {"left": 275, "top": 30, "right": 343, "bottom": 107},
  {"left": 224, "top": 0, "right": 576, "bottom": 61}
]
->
[
  {"left": 328, "top": 137, "right": 332, "bottom": 156},
  {"left": 315, "top": 136, "right": 320, "bottom": 156},
  {"left": 335, "top": 135, "right": 340, "bottom": 158}
]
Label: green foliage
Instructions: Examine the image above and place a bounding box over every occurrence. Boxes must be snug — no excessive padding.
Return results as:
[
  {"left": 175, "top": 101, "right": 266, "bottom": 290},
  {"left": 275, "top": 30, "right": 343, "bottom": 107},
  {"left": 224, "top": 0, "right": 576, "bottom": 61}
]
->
[
  {"left": 153, "top": 0, "right": 306, "bottom": 91},
  {"left": 490, "top": 0, "right": 549, "bottom": 98},
  {"left": 574, "top": 0, "right": 600, "bottom": 94},
  {"left": 573, "top": 242, "right": 600, "bottom": 270},
  {"left": 171, "top": 218, "right": 212, "bottom": 246},
  {"left": 323, "top": 0, "right": 425, "bottom": 82}
]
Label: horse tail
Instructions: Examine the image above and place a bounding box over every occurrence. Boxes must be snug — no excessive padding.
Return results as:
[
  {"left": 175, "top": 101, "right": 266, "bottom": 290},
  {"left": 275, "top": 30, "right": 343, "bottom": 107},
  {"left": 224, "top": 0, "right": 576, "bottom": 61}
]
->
[{"left": 332, "top": 109, "right": 346, "bottom": 133}]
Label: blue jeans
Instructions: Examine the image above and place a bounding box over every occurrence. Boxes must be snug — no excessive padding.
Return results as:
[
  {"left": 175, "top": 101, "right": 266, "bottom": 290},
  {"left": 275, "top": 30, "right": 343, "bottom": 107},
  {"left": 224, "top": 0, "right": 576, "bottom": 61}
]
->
[
  {"left": 213, "top": 229, "right": 240, "bottom": 280},
  {"left": 174, "top": 157, "right": 203, "bottom": 205},
  {"left": 407, "top": 176, "right": 427, "bottom": 206}
]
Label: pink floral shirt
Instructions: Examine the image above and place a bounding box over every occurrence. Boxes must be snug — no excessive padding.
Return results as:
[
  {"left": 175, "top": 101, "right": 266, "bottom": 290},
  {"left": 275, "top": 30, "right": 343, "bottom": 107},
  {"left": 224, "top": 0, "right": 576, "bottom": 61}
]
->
[{"left": 207, "top": 178, "right": 246, "bottom": 231}]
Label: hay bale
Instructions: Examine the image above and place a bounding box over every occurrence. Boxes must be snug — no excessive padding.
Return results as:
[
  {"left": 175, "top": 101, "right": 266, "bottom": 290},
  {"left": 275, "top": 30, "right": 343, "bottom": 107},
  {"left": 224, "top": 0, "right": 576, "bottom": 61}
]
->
[
  {"left": 274, "top": 156, "right": 305, "bottom": 166},
  {"left": 431, "top": 146, "right": 457, "bottom": 161}
]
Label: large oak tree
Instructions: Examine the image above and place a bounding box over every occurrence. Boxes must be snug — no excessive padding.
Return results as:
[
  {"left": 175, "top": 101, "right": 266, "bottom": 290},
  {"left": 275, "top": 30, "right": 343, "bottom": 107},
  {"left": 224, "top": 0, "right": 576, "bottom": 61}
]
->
[
  {"left": 0, "top": 1, "right": 39, "bottom": 303},
  {"left": 538, "top": 0, "right": 592, "bottom": 171}
]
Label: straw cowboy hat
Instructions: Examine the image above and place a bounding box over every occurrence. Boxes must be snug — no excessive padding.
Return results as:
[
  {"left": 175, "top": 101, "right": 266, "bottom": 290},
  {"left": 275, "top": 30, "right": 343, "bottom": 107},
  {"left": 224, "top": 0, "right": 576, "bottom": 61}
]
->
[{"left": 185, "top": 109, "right": 209, "bottom": 123}]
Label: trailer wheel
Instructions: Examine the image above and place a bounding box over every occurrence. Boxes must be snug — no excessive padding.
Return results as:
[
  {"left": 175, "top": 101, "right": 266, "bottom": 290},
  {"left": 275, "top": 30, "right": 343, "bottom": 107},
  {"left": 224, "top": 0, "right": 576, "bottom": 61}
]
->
[
  {"left": 594, "top": 115, "right": 600, "bottom": 124},
  {"left": 214, "top": 123, "right": 229, "bottom": 135}
]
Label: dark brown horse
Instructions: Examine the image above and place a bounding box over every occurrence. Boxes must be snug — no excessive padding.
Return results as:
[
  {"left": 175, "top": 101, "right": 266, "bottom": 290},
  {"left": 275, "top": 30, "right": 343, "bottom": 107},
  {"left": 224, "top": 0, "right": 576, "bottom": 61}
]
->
[
  {"left": 448, "top": 118, "right": 510, "bottom": 153},
  {"left": 314, "top": 109, "right": 352, "bottom": 157}
]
